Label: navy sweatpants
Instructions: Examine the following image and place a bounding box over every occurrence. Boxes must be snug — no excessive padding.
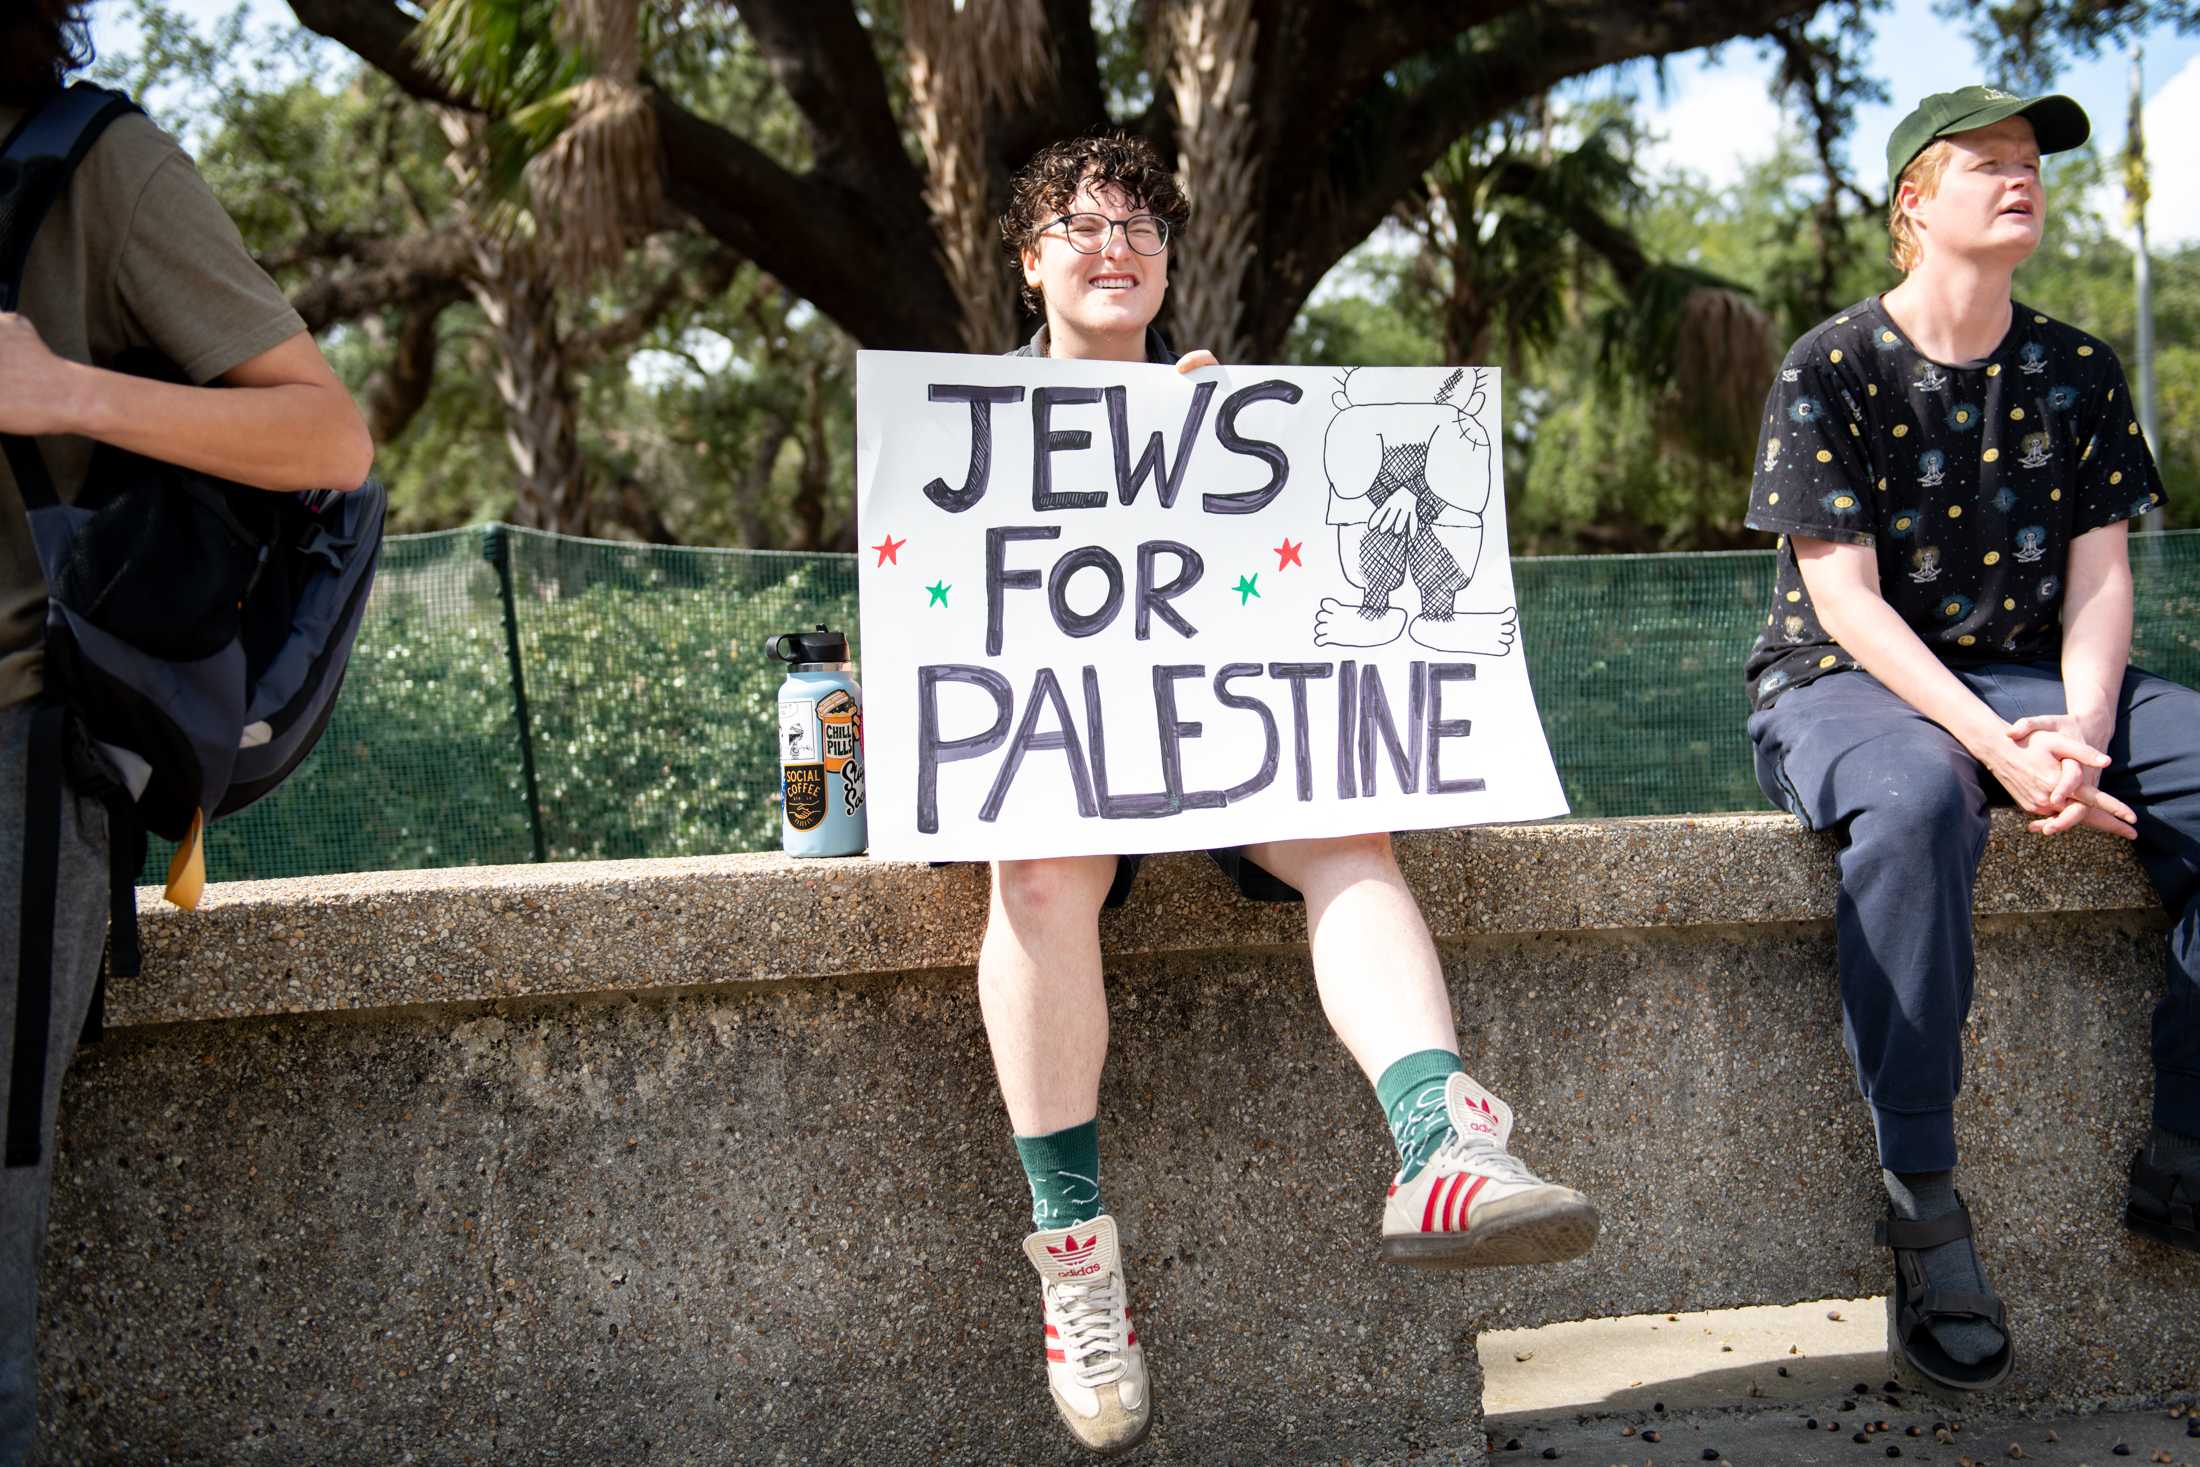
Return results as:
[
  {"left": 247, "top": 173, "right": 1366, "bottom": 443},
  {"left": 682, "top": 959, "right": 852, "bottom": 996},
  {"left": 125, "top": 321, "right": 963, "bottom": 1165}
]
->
[{"left": 1749, "top": 661, "right": 2200, "bottom": 1172}]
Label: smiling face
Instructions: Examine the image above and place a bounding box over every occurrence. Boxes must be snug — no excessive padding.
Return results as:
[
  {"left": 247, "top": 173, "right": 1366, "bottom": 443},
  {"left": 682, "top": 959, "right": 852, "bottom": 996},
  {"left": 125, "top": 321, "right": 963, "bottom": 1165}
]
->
[
  {"left": 1899, "top": 116, "right": 2044, "bottom": 270},
  {"left": 1020, "top": 177, "right": 1168, "bottom": 360}
]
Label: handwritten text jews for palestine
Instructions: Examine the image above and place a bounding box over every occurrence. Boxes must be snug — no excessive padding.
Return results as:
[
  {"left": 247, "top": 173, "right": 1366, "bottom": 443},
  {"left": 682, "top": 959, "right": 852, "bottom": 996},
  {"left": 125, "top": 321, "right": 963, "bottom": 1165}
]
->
[{"left": 902, "top": 378, "right": 1469, "bottom": 831}]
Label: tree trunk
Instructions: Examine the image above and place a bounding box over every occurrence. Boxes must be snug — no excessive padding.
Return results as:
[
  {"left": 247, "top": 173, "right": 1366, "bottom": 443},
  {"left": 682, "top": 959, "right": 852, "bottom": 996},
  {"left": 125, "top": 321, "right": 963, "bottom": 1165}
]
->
[
  {"left": 472, "top": 251, "right": 589, "bottom": 534},
  {"left": 1165, "top": 0, "right": 1260, "bottom": 361}
]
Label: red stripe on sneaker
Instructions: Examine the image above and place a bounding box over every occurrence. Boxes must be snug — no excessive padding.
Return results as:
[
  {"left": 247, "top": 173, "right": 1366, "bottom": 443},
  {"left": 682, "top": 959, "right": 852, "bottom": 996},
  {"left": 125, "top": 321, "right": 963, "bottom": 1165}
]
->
[
  {"left": 1045, "top": 1324, "right": 1060, "bottom": 1338},
  {"left": 1456, "top": 1174, "right": 1489, "bottom": 1231},
  {"left": 1046, "top": 1348, "right": 1066, "bottom": 1362},
  {"left": 1128, "top": 1330, "right": 1137, "bottom": 1347},
  {"left": 1443, "top": 1174, "right": 1470, "bottom": 1231},
  {"left": 1420, "top": 1176, "right": 1447, "bottom": 1232}
]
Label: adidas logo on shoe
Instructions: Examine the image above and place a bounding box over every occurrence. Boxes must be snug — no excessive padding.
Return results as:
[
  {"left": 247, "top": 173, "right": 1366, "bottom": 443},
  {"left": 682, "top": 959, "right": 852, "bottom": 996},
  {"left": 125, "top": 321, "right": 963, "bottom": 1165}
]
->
[{"left": 1045, "top": 1231, "right": 1104, "bottom": 1278}]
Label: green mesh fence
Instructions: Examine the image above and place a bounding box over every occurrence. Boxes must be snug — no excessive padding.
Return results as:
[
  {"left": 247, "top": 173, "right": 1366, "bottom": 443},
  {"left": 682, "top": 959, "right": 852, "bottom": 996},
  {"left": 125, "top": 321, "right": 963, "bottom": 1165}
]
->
[{"left": 143, "top": 526, "right": 2200, "bottom": 884}]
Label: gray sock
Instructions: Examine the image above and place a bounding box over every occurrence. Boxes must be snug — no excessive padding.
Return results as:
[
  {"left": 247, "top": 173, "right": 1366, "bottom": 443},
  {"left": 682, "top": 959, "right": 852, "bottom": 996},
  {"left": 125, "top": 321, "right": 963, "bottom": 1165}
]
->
[
  {"left": 1884, "top": 1169, "right": 2005, "bottom": 1367},
  {"left": 2145, "top": 1125, "right": 2200, "bottom": 1174}
]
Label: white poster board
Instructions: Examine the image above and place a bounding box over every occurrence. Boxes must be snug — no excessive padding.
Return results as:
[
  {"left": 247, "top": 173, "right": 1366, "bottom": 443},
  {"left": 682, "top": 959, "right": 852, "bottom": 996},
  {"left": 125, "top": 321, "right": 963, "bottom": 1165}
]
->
[{"left": 853, "top": 352, "right": 1567, "bottom": 861}]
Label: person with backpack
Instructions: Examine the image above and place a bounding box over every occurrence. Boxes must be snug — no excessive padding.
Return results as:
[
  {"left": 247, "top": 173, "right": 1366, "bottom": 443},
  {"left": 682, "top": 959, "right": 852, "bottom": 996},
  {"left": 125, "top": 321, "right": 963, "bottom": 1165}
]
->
[
  {"left": 1743, "top": 86, "right": 2200, "bottom": 1392},
  {"left": 0, "top": 5, "right": 372, "bottom": 1459},
  {"left": 985, "top": 132, "right": 1599, "bottom": 1456}
]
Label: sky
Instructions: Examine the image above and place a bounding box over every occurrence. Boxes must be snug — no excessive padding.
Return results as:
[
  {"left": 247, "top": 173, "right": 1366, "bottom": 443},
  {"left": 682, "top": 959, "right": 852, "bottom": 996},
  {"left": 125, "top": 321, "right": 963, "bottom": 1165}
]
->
[
  {"left": 1636, "top": 0, "right": 2200, "bottom": 245},
  {"left": 98, "top": 0, "right": 2200, "bottom": 246}
]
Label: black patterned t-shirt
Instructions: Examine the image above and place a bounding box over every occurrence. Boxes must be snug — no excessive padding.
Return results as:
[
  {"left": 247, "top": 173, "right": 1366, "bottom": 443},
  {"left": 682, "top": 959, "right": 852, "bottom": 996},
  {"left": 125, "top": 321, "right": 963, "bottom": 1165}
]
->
[{"left": 1743, "top": 297, "right": 2163, "bottom": 710}]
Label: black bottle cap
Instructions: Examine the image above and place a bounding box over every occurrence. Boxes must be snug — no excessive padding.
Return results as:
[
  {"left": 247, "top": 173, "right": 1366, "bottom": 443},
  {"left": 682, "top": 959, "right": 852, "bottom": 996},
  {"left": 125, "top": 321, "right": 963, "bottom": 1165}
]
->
[{"left": 765, "top": 624, "right": 849, "bottom": 664}]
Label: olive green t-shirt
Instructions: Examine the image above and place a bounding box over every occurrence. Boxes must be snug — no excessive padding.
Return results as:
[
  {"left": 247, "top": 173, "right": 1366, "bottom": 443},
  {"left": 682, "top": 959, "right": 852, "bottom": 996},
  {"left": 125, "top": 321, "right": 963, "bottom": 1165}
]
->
[{"left": 0, "top": 102, "right": 306, "bottom": 710}]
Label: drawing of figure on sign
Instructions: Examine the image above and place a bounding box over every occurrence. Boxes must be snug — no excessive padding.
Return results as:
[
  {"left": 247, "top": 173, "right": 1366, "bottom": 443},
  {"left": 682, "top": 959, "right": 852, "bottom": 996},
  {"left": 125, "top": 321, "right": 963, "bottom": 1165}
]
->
[{"left": 1313, "top": 367, "right": 1518, "bottom": 656}]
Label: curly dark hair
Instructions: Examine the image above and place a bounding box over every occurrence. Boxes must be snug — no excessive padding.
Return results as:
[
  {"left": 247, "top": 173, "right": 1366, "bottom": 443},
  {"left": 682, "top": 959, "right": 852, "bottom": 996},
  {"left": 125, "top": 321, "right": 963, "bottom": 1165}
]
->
[
  {"left": 1, "top": 0, "right": 94, "bottom": 109},
  {"left": 1000, "top": 131, "right": 1189, "bottom": 315}
]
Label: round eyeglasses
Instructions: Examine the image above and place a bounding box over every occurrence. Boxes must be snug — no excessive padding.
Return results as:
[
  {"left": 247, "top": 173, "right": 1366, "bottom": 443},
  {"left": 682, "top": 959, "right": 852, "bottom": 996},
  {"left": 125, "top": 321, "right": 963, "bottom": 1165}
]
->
[{"left": 1045, "top": 212, "right": 1170, "bottom": 255}]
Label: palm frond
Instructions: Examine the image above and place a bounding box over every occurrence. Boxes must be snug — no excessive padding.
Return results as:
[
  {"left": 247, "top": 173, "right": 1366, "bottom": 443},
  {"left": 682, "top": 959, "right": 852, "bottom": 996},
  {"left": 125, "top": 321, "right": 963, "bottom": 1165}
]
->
[
  {"left": 1594, "top": 264, "right": 1773, "bottom": 467},
  {"left": 412, "top": 0, "right": 577, "bottom": 113},
  {"left": 523, "top": 74, "right": 663, "bottom": 285}
]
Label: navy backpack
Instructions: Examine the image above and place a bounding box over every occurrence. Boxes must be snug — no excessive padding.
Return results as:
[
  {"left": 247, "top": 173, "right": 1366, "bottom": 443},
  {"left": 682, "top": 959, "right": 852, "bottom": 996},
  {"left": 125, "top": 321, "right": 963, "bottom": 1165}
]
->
[{"left": 1, "top": 83, "right": 386, "bottom": 1167}]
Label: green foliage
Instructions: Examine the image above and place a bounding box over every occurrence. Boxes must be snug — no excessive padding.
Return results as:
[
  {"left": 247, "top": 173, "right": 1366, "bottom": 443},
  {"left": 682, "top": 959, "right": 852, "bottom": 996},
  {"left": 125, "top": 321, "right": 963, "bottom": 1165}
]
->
[{"left": 146, "top": 529, "right": 863, "bottom": 883}]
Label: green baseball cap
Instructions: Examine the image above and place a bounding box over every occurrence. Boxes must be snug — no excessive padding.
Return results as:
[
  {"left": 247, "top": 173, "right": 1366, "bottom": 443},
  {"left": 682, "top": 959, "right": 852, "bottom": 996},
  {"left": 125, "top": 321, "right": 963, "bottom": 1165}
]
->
[{"left": 1886, "top": 85, "right": 2090, "bottom": 186}]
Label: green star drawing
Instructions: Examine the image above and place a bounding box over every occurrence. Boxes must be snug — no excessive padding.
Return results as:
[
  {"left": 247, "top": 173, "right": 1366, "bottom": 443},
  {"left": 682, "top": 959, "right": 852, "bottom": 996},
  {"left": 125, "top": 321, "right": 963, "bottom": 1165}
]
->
[
  {"left": 1233, "top": 573, "right": 1260, "bottom": 605},
  {"left": 926, "top": 580, "right": 951, "bottom": 607}
]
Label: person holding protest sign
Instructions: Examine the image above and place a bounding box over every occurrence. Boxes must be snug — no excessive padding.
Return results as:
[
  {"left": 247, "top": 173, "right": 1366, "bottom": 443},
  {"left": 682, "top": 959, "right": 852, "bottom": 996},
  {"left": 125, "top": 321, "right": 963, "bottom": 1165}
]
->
[
  {"left": 983, "top": 133, "right": 1598, "bottom": 1455},
  {"left": 1743, "top": 87, "right": 2200, "bottom": 1393}
]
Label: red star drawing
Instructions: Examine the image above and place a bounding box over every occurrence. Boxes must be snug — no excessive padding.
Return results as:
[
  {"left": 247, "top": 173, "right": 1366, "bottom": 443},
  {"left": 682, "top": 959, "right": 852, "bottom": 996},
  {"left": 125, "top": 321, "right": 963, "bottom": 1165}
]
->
[
  {"left": 873, "top": 533, "right": 906, "bottom": 567},
  {"left": 1275, "top": 537, "right": 1303, "bottom": 570}
]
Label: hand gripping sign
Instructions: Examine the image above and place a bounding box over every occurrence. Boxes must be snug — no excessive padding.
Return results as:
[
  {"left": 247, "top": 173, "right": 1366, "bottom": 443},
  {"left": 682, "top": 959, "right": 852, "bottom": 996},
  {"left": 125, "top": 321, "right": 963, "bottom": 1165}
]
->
[{"left": 854, "top": 353, "right": 1568, "bottom": 861}]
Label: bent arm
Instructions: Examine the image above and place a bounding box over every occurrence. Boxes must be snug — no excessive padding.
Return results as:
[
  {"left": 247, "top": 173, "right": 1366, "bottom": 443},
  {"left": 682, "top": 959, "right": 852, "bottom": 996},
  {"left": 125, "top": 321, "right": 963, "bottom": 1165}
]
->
[
  {"left": 1794, "top": 534, "right": 2121, "bottom": 821},
  {"left": 0, "top": 314, "right": 372, "bottom": 493},
  {"left": 69, "top": 332, "right": 374, "bottom": 492}
]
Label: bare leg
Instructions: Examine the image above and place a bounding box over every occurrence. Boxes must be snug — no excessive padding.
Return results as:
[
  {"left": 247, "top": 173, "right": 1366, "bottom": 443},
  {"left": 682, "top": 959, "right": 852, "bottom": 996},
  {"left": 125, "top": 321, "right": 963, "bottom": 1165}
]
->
[
  {"left": 1237, "top": 833, "right": 1456, "bottom": 1082},
  {"left": 978, "top": 856, "right": 1119, "bottom": 1134}
]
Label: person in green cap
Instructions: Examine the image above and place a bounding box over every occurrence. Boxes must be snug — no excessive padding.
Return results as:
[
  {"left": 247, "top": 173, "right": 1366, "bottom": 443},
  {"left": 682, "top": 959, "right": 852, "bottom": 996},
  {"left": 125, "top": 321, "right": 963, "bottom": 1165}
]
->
[{"left": 1740, "top": 84, "right": 2200, "bottom": 1392}]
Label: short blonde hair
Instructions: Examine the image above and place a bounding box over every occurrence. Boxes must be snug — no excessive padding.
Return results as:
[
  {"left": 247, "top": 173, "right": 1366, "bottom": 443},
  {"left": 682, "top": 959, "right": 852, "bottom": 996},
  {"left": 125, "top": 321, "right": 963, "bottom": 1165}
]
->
[{"left": 1887, "top": 140, "right": 1956, "bottom": 272}]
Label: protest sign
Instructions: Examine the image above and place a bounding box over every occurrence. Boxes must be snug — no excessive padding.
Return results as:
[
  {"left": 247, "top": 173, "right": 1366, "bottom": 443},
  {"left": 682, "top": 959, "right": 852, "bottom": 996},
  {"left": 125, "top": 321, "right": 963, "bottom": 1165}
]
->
[{"left": 853, "top": 352, "right": 1567, "bottom": 861}]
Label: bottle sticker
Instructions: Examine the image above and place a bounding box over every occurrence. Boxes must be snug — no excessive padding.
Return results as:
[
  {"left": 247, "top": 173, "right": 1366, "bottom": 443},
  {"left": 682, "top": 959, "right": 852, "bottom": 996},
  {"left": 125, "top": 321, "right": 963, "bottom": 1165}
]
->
[
  {"left": 779, "top": 699, "right": 818, "bottom": 762},
  {"left": 841, "top": 756, "right": 866, "bottom": 816},
  {"left": 816, "top": 688, "right": 859, "bottom": 772},
  {"left": 783, "top": 763, "right": 826, "bottom": 831}
]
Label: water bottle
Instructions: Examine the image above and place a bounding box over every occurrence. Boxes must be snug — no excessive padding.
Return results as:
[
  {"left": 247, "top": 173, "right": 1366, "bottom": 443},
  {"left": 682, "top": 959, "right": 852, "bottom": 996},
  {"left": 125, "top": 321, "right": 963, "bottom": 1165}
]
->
[{"left": 765, "top": 625, "right": 867, "bottom": 857}]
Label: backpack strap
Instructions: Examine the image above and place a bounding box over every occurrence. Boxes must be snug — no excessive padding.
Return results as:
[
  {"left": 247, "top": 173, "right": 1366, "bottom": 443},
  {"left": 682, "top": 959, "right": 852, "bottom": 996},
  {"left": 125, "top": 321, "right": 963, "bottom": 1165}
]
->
[
  {"left": 85, "top": 800, "right": 148, "bottom": 1050},
  {"left": 0, "top": 82, "right": 142, "bottom": 513},
  {"left": 5, "top": 699, "right": 68, "bottom": 1168}
]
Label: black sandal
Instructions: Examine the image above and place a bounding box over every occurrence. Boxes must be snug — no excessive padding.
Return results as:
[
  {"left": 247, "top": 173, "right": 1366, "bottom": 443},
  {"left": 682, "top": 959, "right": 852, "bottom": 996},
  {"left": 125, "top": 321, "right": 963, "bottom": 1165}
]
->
[
  {"left": 1876, "top": 1198, "right": 2015, "bottom": 1392},
  {"left": 2126, "top": 1151, "right": 2200, "bottom": 1254}
]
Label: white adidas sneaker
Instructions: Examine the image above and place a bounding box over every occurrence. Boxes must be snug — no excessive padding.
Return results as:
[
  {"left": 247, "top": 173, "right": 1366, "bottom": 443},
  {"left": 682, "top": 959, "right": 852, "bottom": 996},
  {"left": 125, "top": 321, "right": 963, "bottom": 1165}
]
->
[
  {"left": 1022, "top": 1213, "right": 1151, "bottom": 1455},
  {"left": 1379, "top": 1071, "right": 1599, "bottom": 1268}
]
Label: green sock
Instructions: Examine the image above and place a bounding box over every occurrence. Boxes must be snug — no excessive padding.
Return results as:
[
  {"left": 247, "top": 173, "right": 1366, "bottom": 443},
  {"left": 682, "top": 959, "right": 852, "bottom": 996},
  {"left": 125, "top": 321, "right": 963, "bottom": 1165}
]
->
[
  {"left": 1014, "top": 1119, "right": 1103, "bottom": 1229},
  {"left": 1377, "top": 1048, "right": 1464, "bottom": 1184}
]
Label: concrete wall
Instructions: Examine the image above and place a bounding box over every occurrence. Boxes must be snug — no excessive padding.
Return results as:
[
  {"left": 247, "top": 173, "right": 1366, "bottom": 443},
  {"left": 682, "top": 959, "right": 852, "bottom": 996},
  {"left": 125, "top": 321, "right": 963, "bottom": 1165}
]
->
[{"left": 31, "top": 813, "right": 2200, "bottom": 1466}]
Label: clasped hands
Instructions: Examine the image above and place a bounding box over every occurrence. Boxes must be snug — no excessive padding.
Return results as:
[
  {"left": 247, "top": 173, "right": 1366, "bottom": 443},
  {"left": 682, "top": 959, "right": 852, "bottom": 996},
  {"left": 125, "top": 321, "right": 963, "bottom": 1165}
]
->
[{"left": 1983, "top": 712, "right": 2137, "bottom": 840}]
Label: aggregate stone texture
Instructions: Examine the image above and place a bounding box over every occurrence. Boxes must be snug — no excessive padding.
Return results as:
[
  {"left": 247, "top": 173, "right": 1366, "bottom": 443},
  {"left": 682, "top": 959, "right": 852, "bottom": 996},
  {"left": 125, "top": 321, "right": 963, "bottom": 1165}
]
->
[
  {"left": 35, "top": 1015, "right": 500, "bottom": 1465},
  {"left": 118, "top": 811, "right": 2158, "bottom": 1027},
  {"left": 35, "top": 915, "right": 2200, "bottom": 1465}
]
